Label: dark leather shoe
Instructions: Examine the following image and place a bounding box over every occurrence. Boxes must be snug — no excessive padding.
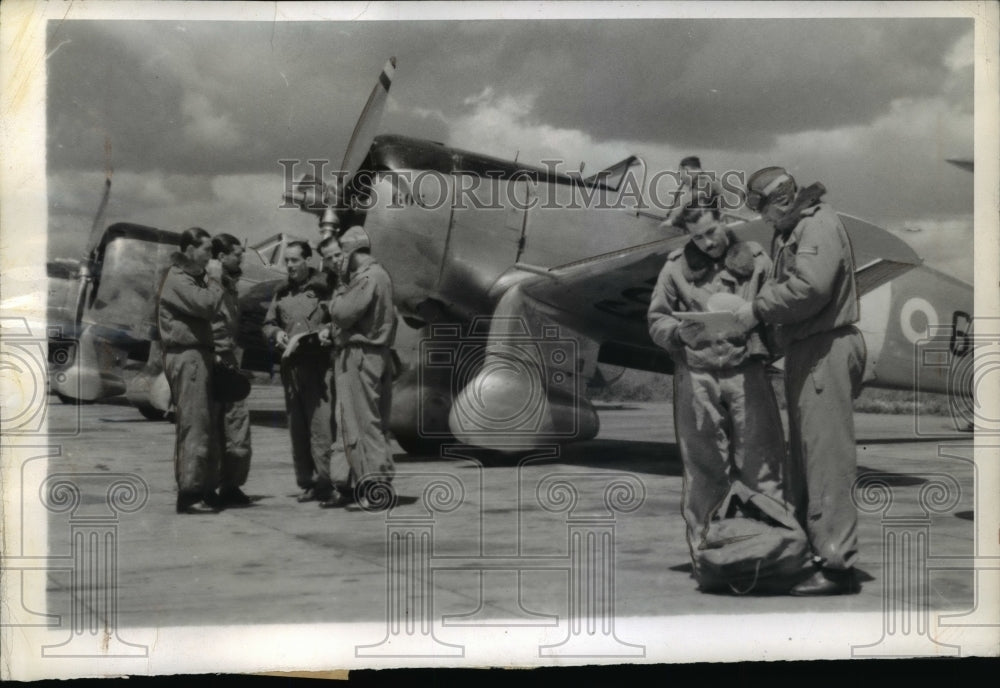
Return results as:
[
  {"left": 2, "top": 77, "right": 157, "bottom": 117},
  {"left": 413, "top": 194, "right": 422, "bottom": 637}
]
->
[
  {"left": 219, "top": 487, "right": 253, "bottom": 508},
  {"left": 790, "top": 568, "right": 859, "bottom": 596},
  {"left": 356, "top": 481, "right": 396, "bottom": 512},
  {"left": 180, "top": 502, "right": 219, "bottom": 515},
  {"left": 203, "top": 490, "right": 225, "bottom": 510},
  {"left": 318, "top": 489, "right": 354, "bottom": 509},
  {"left": 176, "top": 493, "right": 219, "bottom": 515}
]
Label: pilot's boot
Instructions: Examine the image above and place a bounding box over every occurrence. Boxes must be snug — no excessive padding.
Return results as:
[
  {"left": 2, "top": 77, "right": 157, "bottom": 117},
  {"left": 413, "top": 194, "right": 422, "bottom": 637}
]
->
[
  {"left": 219, "top": 486, "right": 252, "bottom": 507},
  {"left": 790, "top": 567, "right": 859, "bottom": 596},
  {"left": 318, "top": 483, "right": 355, "bottom": 509},
  {"left": 176, "top": 491, "right": 219, "bottom": 515},
  {"left": 355, "top": 480, "right": 396, "bottom": 512}
]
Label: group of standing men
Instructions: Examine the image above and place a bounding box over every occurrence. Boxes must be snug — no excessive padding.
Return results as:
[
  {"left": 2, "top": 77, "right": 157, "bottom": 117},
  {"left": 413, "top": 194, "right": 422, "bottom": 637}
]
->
[
  {"left": 648, "top": 161, "right": 865, "bottom": 596},
  {"left": 155, "top": 158, "right": 864, "bottom": 593},
  {"left": 155, "top": 222, "right": 397, "bottom": 515}
]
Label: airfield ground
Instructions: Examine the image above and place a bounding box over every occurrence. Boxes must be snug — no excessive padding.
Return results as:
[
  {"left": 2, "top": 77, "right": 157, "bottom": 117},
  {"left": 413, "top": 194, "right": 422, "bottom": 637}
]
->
[{"left": 19, "top": 385, "right": 983, "bottom": 665}]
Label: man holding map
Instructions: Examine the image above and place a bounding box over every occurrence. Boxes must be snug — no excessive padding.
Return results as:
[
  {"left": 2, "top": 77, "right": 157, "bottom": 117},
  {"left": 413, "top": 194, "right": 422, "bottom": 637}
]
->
[
  {"left": 262, "top": 240, "right": 336, "bottom": 504},
  {"left": 648, "top": 210, "right": 790, "bottom": 585}
]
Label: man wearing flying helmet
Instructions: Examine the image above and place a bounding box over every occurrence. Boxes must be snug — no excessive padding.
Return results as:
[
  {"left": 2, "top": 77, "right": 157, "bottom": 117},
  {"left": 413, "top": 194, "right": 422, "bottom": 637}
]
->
[
  {"left": 320, "top": 226, "right": 397, "bottom": 510},
  {"left": 734, "top": 167, "right": 866, "bottom": 596},
  {"left": 648, "top": 209, "right": 789, "bottom": 586}
]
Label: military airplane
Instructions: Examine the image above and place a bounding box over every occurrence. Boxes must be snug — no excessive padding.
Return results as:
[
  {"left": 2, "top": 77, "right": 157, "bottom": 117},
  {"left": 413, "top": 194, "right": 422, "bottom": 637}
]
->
[
  {"left": 46, "top": 192, "right": 287, "bottom": 418},
  {"left": 47, "top": 57, "right": 975, "bottom": 454}
]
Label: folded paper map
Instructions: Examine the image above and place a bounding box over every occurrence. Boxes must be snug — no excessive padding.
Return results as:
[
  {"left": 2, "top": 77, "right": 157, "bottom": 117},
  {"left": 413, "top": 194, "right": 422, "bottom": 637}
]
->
[
  {"left": 674, "top": 293, "right": 748, "bottom": 337},
  {"left": 674, "top": 309, "right": 741, "bottom": 336},
  {"left": 282, "top": 330, "right": 321, "bottom": 359}
]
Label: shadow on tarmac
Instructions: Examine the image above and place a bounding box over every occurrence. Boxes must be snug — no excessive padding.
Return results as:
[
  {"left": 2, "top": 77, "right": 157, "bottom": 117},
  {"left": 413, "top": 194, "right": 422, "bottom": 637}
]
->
[
  {"left": 248, "top": 409, "right": 289, "bottom": 428},
  {"left": 857, "top": 434, "right": 970, "bottom": 444},
  {"left": 855, "top": 467, "right": 929, "bottom": 487},
  {"left": 392, "top": 439, "right": 684, "bottom": 476}
]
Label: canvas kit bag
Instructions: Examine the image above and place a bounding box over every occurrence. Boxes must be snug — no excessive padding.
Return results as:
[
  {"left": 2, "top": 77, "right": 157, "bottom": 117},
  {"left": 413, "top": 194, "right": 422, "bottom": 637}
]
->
[{"left": 694, "top": 480, "right": 812, "bottom": 594}]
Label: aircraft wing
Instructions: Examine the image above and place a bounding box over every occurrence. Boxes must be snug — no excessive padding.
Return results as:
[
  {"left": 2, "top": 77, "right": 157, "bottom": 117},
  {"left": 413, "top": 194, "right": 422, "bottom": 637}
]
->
[
  {"left": 946, "top": 158, "right": 974, "bottom": 173},
  {"left": 511, "top": 215, "right": 923, "bottom": 374}
]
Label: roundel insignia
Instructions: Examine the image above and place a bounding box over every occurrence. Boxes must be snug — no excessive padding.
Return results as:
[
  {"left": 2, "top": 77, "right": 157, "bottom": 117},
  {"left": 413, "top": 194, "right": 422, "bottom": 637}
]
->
[{"left": 900, "top": 297, "right": 938, "bottom": 345}]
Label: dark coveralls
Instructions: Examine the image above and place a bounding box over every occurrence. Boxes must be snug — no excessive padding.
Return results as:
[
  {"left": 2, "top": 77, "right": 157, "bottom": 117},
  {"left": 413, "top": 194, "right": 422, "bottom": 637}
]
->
[
  {"left": 648, "top": 235, "right": 788, "bottom": 566},
  {"left": 156, "top": 253, "right": 223, "bottom": 499},
  {"left": 263, "top": 268, "right": 335, "bottom": 495},
  {"left": 211, "top": 271, "right": 252, "bottom": 492},
  {"left": 752, "top": 202, "right": 866, "bottom": 571},
  {"left": 328, "top": 260, "right": 397, "bottom": 490}
]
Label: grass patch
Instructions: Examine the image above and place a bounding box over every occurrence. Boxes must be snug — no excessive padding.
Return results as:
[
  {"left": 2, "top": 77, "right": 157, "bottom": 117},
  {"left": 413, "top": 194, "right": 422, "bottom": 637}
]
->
[
  {"left": 590, "top": 369, "right": 673, "bottom": 402},
  {"left": 591, "top": 368, "right": 958, "bottom": 417},
  {"left": 853, "top": 387, "right": 955, "bottom": 416}
]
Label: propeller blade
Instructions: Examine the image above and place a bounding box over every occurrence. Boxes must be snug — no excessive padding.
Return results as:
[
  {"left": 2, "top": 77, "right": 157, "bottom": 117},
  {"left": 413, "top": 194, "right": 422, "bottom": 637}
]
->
[
  {"left": 283, "top": 173, "right": 329, "bottom": 216},
  {"left": 339, "top": 57, "right": 396, "bottom": 183},
  {"left": 85, "top": 176, "right": 113, "bottom": 260}
]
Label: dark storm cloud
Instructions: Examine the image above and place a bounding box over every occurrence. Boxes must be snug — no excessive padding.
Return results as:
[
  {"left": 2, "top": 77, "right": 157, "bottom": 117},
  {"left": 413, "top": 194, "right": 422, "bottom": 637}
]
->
[
  {"left": 456, "top": 19, "right": 972, "bottom": 149},
  {"left": 47, "top": 18, "right": 971, "bottom": 177},
  {"left": 47, "top": 20, "right": 475, "bottom": 176},
  {"left": 362, "top": 19, "right": 971, "bottom": 149}
]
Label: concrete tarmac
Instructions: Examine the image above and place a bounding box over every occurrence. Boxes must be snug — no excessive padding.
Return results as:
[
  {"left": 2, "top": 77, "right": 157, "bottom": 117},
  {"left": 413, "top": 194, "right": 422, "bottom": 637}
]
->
[{"left": 40, "top": 386, "right": 975, "bottom": 632}]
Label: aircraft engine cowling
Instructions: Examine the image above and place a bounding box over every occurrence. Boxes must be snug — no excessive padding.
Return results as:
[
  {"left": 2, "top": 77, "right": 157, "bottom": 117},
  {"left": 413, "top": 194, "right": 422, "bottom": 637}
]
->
[
  {"left": 445, "top": 286, "right": 599, "bottom": 452},
  {"left": 125, "top": 340, "right": 172, "bottom": 420},
  {"left": 448, "top": 352, "right": 599, "bottom": 452},
  {"left": 49, "top": 324, "right": 126, "bottom": 402}
]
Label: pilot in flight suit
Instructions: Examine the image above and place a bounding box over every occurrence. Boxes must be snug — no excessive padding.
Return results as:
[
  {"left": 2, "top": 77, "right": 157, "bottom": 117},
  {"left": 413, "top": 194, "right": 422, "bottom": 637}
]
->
[
  {"left": 209, "top": 233, "right": 253, "bottom": 508},
  {"left": 321, "top": 226, "right": 397, "bottom": 510},
  {"left": 736, "top": 167, "right": 866, "bottom": 596},
  {"left": 263, "top": 240, "right": 336, "bottom": 504},
  {"left": 156, "top": 227, "right": 224, "bottom": 514},
  {"left": 648, "top": 210, "right": 788, "bottom": 578}
]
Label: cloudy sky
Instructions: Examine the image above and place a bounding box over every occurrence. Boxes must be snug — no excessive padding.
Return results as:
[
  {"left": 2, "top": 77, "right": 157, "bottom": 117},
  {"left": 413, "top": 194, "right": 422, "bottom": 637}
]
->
[{"left": 46, "top": 10, "right": 975, "bottom": 281}]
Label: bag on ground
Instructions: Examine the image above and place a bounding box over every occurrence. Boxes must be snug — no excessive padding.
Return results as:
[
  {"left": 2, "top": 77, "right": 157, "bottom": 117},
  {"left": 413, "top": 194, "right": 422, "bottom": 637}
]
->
[{"left": 694, "top": 480, "right": 811, "bottom": 594}]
